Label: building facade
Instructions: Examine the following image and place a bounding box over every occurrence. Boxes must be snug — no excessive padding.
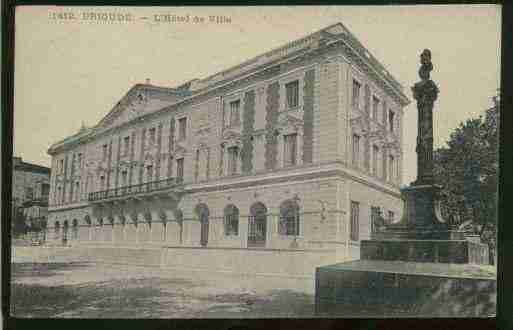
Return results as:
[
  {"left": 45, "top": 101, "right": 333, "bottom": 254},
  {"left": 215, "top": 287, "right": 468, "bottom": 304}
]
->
[
  {"left": 12, "top": 157, "right": 51, "bottom": 232},
  {"left": 46, "top": 23, "right": 409, "bottom": 274}
]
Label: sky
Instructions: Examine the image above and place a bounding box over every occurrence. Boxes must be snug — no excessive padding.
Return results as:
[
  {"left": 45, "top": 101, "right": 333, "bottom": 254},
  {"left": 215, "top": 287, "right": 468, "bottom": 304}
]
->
[{"left": 14, "top": 5, "right": 501, "bottom": 185}]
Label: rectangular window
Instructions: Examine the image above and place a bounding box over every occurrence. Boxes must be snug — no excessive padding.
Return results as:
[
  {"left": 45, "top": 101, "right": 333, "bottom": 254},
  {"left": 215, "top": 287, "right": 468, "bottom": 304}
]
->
[
  {"left": 388, "top": 210, "right": 395, "bottom": 224},
  {"left": 227, "top": 147, "right": 239, "bottom": 176},
  {"left": 148, "top": 127, "right": 156, "bottom": 147},
  {"left": 59, "top": 159, "right": 64, "bottom": 174},
  {"left": 71, "top": 155, "right": 76, "bottom": 173},
  {"left": 75, "top": 182, "right": 80, "bottom": 201},
  {"left": 102, "top": 144, "right": 108, "bottom": 160},
  {"left": 146, "top": 165, "right": 153, "bottom": 183},
  {"left": 123, "top": 136, "right": 130, "bottom": 156},
  {"left": 283, "top": 133, "right": 298, "bottom": 166},
  {"left": 352, "top": 79, "right": 361, "bottom": 109},
  {"left": 389, "top": 110, "right": 395, "bottom": 132},
  {"left": 372, "top": 96, "right": 379, "bottom": 120},
  {"left": 229, "top": 100, "right": 241, "bottom": 126},
  {"left": 371, "top": 206, "right": 381, "bottom": 233},
  {"left": 41, "top": 183, "right": 50, "bottom": 197},
  {"left": 372, "top": 145, "right": 379, "bottom": 176},
  {"left": 178, "top": 117, "right": 187, "bottom": 140},
  {"left": 352, "top": 134, "right": 360, "bottom": 167},
  {"left": 350, "top": 201, "right": 360, "bottom": 241},
  {"left": 25, "top": 187, "right": 34, "bottom": 200},
  {"left": 285, "top": 80, "right": 299, "bottom": 109},
  {"left": 389, "top": 155, "right": 395, "bottom": 182},
  {"left": 382, "top": 101, "right": 388, "bottom": 125},
  {"left": 77, "top": 153, "right": 82, "bottom": 171},
  {"left": 121, "top": 171, "right": 128, "bottom": 187},
  {"left": 100, "top": 176, "right": 105, "bottom": 191},
  {"left": 176, "top": 158, "right": 184, "bottom": 182}
]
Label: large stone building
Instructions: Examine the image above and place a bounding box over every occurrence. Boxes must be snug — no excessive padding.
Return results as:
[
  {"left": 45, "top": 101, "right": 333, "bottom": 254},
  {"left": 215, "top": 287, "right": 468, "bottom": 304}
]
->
[
  {"left": 12, "top": 157, "right": 51, "bottom": 231},
  {"left": 46, "top": 23, "right": 409, "bottom": 276}
]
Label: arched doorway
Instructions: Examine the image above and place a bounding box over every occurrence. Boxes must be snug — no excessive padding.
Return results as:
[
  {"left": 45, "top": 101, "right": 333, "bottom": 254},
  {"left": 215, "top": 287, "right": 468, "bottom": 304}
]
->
[
  {"left": 195, "top": 204, "right": 209, "bottom": 247},
  {"left": 249, "top": 202, "right": 267, "bottom": 247},
  {"left": 72, "top": 219, "right": 78, "bottom": 240},
  {"left": 54, "top": 221, "right": 60, "bottom": 241},
  {"left": 63, "top": 220, "right": 69, "bottom": 243},
  {"left": 40, "top": 217, "right": 47, "bottom": 242},
  {"left": 279, "top": 199, "right": 300, "bottom": 236},
  {"left": 174, "top": 209, "right": 183, "bottom": 245}
]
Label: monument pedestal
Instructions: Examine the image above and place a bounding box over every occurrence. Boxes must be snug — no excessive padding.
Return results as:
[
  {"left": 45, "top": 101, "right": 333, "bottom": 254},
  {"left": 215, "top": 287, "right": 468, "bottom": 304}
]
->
[
  {"left": 373, "top": 184, "right": 467, "bottom": 240},
  {"left": 315, "top": 184, "right": 494, "bottom": 317}
]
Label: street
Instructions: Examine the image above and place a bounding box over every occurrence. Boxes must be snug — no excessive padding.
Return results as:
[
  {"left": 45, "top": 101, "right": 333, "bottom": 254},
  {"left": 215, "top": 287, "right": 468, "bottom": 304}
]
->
[{"left": 11, "top": 249, "right": 315, "bottom": 318}]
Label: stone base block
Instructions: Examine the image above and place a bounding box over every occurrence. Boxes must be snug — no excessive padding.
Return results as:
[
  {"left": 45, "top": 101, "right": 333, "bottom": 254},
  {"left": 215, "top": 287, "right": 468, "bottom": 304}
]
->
[
  {"left": 315, "top": 260, "right": 496, "bottom": 317},
  {"left": 372, "top": 226, "right": 467, "bottom": 240},
  {"left": 361, "top": 239, "right": 490, "bottom": 265}
]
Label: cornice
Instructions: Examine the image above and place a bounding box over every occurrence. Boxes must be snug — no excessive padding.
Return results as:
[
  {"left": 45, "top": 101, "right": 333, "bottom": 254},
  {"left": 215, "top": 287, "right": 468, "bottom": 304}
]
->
[{"left": 48, "top": 24, "right": 409, "bottom": 156}]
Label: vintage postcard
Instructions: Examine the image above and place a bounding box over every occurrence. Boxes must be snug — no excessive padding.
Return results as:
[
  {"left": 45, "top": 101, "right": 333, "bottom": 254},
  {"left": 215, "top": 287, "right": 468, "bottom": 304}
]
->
[{"left": 10, "top": 5, "right": 500, "bottom": 318}]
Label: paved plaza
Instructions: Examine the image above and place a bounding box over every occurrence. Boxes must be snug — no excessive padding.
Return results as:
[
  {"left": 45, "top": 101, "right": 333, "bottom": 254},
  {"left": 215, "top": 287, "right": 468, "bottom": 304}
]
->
[{"left": 10, "top": 248, "right": 315, "bottom": 318}]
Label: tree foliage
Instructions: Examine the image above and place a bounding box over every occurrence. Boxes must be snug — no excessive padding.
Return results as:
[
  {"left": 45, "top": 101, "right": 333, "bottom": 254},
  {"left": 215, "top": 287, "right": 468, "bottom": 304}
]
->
[{"left": 434, "top": 101, "right": 498, "bottom": 255}]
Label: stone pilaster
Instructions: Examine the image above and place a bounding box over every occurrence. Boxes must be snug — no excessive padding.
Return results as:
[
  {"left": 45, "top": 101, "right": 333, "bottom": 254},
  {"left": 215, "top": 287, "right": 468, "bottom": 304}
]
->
[
  {"left": 138, "top": 128, "right": 146, "bottom": 185},
  {"left": 264, "top": 81, "right": 280, "bottom": 170},
  {"left": 128, "top": 131, "right": 136, "bottom": 185},
  {"left": 303, "top": 68, "right": 315, "bottom": 164},
  {"left": 242, "top": 90, "right": 255, "bottom": 174},
  {"left": 115, "top": 136, "right": 121, "bottom": 188},
  {"left": 156, "top": 123, "right": 163, "bottom": 180}
]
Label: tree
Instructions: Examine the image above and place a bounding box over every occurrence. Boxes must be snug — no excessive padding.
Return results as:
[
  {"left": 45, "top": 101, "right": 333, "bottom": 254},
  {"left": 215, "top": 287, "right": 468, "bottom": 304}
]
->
[{"left": 434, "top": 98, "right": 498, "bottom": 263}]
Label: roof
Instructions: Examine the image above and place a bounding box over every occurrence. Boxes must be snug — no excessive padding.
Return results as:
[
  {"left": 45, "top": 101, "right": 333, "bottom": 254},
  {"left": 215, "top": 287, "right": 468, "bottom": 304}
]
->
[
  {"left": 48, "top": 22, "right": 410, "bottom": 155},
  {"left": 13, "top": 157, "right": 51, "bottom": 175}
]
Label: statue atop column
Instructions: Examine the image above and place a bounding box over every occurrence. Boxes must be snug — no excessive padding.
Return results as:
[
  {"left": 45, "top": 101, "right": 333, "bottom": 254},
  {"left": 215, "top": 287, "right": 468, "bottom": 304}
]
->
[
  {"left": 373, "top": 48, "right": 462, "bottom": 239},
  {"left": 411, "top": 49, "right": 439, "bottom": 186}
]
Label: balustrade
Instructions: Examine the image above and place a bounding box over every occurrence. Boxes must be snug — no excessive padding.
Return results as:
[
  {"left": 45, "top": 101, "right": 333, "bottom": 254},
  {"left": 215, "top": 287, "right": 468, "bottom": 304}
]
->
[{"left": 88, "top": 177, "right": 181, "bottom": 202}]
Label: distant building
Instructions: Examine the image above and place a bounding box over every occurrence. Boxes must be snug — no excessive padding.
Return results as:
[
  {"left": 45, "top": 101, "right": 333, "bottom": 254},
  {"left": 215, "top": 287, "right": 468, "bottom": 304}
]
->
[
  {"left": 45, "top": 23, "right": 409, "bottom": 275},
  {"left": 12, "top": 156, "right": 51, "bottom": 231}
]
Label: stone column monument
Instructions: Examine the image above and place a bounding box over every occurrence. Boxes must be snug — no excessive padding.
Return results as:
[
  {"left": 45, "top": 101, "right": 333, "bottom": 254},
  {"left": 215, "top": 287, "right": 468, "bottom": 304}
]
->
[
  {"left": 378, "top": 49, "right": 461, "bottom": 239},
  {"left": 315, "top": 50, "right": 495, "bottom": 317}
]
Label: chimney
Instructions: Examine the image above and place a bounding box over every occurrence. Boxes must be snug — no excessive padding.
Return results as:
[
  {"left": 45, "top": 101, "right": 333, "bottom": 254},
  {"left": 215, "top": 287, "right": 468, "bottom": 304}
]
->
[{"left": 145, "top": 78, "right": 151, "bottom": 85}]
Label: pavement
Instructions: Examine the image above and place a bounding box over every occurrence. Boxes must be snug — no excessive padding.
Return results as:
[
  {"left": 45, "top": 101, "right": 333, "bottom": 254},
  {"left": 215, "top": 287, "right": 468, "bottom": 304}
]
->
[{"left": 10, "top": 249, "right": 315, "bottom": 318}]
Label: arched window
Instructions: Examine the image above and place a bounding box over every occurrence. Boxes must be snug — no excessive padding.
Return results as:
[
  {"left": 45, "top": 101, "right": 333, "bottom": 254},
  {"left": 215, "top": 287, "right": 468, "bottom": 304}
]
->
[
  {"left": 72, "top": 219, "right": 78, "bottom": 239},
  {"left": 249, "top": 202, "right": 267, "bottom": 246},
  {"left": 98, "top": 218, "right": 104, "bottom": 227},
  {"left": 159, "top": 211, "right": 167, "bottom": 225},
  {"left": 279, "top": 199, "right": 300, "bottom": 236},
  {"left": 144, "top": 212, "right": 152, "bottom": 227},
  {"left": 84, "top": 215, "right": 91, "bottom": 227},
  {"left": 107, "top": 216, "right": 114, "bottom": 226},
  {"left": 224, "top": 204, "right": 239, "bottom": 236},
  {"left": 54, "top": 221, "right": 60, "bottom": 234},
  {"left": 63, "top": 220, "right": 69, "bottom": 240}
]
